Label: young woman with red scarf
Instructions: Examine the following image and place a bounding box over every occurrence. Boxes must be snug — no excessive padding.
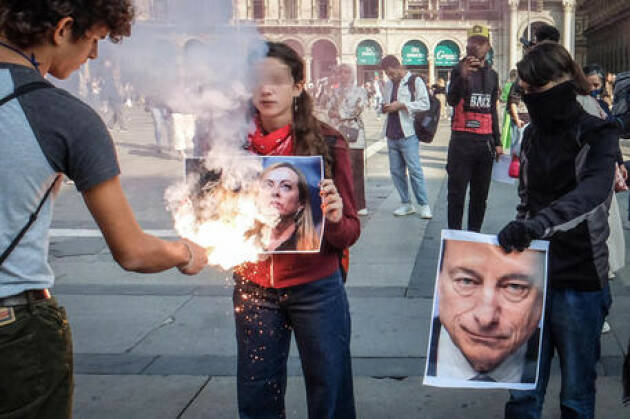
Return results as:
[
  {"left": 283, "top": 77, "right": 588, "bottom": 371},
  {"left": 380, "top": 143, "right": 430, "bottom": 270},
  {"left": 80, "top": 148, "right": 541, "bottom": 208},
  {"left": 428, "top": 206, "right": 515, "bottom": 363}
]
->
[{"left": 233, "top": 42, "right": 360, "bottom": 418}]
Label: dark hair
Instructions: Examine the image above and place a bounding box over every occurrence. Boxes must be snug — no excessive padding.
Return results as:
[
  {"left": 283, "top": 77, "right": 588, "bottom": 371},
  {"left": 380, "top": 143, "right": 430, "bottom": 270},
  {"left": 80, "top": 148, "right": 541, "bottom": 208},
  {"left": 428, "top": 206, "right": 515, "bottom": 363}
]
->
[
  {"left": 264, "top": 42, "right": 334, "bottom": 178},
  {"left": 0, "top": 0, "right": 134, "bottom": 49},
  {"left": 583, "top": 64, "right": 605, "bottom": 83},
  {"left": 534, "top": 24, "right": 560, "bottom": 43},
  {"left": 380, "top": 55, "right": 401, "bottom": 70},
  {"left": 517, "top": 41, "right": 591, "bottom": 95}
]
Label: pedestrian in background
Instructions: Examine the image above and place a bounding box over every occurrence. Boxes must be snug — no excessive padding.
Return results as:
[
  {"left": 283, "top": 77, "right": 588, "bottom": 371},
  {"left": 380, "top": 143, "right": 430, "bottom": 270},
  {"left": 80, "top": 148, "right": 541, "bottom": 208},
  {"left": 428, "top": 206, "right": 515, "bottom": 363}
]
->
[
  {"left": 446, "top": 25, "right": 502, "bottom": 232},
  {"left": 500, "top": 69, "right": 517, "bottom": 151},
  {"left": 380, "top": 55, "right": 432, "bottom": 219},
  {"left": 0, "top": 2, "right": 208, "bottom": 418},
  {"left": 327, "top": 64, "right": 369, "bottom": 215}
]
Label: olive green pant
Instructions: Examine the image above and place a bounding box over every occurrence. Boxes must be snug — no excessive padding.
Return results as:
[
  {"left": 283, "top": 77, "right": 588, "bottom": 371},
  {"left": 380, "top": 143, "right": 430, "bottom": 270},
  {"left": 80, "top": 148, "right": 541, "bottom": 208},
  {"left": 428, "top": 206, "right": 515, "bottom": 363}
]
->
[{"left": 0, "top": 297, "right": 73, "bottom": 419}]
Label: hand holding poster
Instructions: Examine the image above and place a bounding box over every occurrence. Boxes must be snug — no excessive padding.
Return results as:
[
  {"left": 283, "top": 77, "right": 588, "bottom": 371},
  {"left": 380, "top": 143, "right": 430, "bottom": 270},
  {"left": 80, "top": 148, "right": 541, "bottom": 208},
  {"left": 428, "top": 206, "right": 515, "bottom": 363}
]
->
[{"left": 424, "top": 230, "right": 549, "bottom": 390}]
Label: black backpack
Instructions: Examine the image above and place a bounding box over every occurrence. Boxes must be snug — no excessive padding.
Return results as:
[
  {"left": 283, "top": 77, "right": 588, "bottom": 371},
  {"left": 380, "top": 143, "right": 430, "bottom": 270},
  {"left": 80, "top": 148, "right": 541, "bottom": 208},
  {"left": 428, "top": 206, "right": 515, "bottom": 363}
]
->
[{"left": 407, "top": 75, "right": 441, "bottom": 143}]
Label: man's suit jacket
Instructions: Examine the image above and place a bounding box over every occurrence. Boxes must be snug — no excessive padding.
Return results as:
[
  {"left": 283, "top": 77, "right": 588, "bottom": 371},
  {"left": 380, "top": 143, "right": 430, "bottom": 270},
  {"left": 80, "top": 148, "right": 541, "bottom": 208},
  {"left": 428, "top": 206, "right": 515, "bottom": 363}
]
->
[{"left": 426, "top": 317, "right": 540, "bottom": 383}]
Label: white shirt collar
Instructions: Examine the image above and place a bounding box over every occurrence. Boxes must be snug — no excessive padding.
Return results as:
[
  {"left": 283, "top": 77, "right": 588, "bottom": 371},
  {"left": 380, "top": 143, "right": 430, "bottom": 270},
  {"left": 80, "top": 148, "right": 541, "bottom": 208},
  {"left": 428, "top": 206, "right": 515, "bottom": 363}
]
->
[{"left": 436, "top": 325, "right": 526, "bottom": 383}]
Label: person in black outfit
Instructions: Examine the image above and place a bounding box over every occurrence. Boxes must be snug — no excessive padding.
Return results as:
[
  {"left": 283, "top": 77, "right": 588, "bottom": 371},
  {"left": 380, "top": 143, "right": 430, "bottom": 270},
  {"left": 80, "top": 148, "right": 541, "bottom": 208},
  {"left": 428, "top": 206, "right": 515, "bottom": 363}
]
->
[
  {"left": 498, "top": 41, "right": 619, "bottom": 418},
  {"left": 446, "top": 25, "right": 502, "bottom": 232}
]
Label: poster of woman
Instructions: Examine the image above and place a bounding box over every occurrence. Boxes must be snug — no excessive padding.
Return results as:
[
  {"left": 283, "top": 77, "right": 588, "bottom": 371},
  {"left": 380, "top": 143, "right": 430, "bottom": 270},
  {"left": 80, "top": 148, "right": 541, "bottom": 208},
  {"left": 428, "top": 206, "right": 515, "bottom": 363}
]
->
[{"left": 185, "top": 155, "right": 324, "bottom": 254}]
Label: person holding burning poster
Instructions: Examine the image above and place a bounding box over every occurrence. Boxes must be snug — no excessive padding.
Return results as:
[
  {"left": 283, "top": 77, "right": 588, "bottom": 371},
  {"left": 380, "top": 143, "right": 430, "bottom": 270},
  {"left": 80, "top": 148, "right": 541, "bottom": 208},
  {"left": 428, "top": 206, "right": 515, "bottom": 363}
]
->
[
  {"left": 0, "top": 2, "right": 208, "bottom": 417},
  {"left": 233, "top": 42, "right": 360, "bottom": 418}
]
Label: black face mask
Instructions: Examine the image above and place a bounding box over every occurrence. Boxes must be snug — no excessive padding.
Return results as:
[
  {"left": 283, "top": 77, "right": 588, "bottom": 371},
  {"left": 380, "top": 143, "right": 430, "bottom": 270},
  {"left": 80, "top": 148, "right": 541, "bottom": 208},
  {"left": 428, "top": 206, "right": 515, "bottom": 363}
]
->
[{"left": 522, "top": 81, "right": 581, "bottom": 130}]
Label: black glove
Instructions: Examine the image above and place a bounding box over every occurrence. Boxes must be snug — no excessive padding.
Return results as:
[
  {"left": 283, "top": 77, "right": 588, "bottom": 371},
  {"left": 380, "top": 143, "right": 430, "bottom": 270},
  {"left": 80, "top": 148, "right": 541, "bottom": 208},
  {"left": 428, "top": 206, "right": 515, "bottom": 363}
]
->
[{"left": 498, "top": 220, "right": 545, "bottom": 253}]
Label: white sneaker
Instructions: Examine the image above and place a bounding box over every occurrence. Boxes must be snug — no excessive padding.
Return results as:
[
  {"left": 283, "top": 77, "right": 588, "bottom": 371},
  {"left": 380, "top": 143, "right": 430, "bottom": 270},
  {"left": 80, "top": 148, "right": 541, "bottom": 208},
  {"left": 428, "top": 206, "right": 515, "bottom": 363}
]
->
[
  {"left": 418, "top": 204, "right": 432, "bottom": 219},
  {"left": 357, "top": 208, "right": 368, "bottom": 216},
  {"left": 393, "top": 203, "right": 415, "bottom": 216},
  {"left": 602, "top": 320, "right": 611, "bottom": 334}
]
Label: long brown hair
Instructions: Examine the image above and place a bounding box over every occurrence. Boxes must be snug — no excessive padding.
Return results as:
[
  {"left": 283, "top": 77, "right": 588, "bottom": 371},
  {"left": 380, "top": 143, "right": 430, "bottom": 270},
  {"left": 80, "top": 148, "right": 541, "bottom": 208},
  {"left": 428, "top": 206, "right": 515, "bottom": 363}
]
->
[
  {"left": 517, "top": 41, "right": 591, "bottom": 95},
  {"left": 265, "top": 42, "right": 334, "bottom": 178}
]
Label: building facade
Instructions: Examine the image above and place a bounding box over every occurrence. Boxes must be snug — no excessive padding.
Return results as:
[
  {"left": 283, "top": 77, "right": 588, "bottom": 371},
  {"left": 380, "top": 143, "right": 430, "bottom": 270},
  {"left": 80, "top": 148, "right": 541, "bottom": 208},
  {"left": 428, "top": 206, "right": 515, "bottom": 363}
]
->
[
  {"left": 576, "top": 0, "right": 629, "bottom": 73},
  {"left": 232, "top": 0, "right": 578, "bottom": 85},
  {"left": 131, "top": 1, "right": 579, "bottom": 85}
]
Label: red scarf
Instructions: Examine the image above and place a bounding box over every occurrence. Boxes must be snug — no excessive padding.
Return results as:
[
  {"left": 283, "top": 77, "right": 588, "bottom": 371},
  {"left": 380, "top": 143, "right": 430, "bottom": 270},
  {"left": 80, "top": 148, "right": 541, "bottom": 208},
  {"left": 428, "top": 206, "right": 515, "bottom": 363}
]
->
[{"left": 248, "top": 116, "right": 294, "bottom": 156}]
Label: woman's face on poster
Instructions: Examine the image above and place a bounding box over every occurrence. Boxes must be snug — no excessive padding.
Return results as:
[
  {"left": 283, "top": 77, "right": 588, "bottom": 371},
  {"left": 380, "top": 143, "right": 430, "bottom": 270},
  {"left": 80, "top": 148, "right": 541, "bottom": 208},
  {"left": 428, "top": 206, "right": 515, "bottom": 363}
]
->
[{"left": 261, "top": 167, "right": 303, "bottom": 218}]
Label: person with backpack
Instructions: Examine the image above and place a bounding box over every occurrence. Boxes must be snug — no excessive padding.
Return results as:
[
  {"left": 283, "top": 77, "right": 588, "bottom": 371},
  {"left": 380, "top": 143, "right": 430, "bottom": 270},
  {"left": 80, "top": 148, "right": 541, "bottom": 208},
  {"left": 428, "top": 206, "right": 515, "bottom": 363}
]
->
[
  {"left": 233, "top": 42, "right": 360, "bottom": 418},
  {"left": 0, "top": 2, "right": 209, "bottom": 418},
  {"left": 379, "top": 55, "right": 432, "bottom": 219},
  {"left": 446, "top": 25, "right": 502, "bottom": 232}
]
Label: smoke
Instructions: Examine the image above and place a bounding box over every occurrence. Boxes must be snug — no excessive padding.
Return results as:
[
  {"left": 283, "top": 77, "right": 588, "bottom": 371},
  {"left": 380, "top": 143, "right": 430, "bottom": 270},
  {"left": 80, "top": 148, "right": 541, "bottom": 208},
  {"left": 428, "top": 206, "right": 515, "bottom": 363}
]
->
[{"left": 105, "top": 0, "right": 274, "bottom": 270}]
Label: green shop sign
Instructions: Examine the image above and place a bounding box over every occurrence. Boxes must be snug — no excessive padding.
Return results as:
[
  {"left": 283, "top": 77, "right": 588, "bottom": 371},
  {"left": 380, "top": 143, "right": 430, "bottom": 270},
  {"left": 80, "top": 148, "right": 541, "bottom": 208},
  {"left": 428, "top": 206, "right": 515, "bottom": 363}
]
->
[
  {"left": 402, "top": 41, "right": 428, "bottom": 66},
  {"left": 356, "top": 41, "right": 382, "bottom": 66},
  {"left": 434, "top": 41, "right": 460, "bottom": 67}
]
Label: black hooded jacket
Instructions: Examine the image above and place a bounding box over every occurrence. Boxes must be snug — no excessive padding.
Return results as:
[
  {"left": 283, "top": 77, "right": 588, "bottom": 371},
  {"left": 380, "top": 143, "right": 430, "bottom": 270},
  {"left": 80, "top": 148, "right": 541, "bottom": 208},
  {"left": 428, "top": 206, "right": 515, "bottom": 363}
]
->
[{"left": 517, "top": 83, "right": 618, "bottom": 290}]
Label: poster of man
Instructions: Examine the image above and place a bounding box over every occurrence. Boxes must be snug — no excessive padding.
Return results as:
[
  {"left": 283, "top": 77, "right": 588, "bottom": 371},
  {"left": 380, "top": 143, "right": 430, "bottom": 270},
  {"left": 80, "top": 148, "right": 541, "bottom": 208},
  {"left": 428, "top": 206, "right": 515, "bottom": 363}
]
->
[
  {"left": 185, "top": 155, "right": 324, "bottom": 254},
  {"left": 424, "top": 230, "right": 549, "bottom": 390}
]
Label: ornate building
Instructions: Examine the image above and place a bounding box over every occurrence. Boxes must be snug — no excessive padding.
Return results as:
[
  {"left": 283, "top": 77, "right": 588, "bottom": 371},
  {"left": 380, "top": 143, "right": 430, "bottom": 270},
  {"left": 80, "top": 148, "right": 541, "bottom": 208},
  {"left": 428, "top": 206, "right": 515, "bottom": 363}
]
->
[
  {"left": 576, "top": 0, "right": 629, "bottom": 73},
  {"left": 132, "top": 1, "right": 579, "bottom": 85},
  {"left": 232, "top": 0, "right": 578, "bottom": 85}
]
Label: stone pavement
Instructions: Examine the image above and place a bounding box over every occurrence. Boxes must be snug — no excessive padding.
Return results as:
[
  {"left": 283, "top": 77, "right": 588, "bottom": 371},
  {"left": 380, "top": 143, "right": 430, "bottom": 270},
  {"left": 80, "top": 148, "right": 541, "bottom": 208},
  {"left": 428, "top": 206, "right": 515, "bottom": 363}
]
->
[{"left": 48, "top": 106, "right": 630, "bottom": 418}]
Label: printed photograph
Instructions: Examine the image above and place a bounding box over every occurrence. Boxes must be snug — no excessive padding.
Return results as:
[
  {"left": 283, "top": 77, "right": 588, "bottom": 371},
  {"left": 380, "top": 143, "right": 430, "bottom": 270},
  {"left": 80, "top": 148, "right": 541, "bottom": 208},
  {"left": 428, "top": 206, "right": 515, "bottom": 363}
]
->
[
  {"left": 185, "top": 155, "right": 324, "bottom": 254},
  {"left": 424, "top": 230, "right": 549, "bottom": 390}
]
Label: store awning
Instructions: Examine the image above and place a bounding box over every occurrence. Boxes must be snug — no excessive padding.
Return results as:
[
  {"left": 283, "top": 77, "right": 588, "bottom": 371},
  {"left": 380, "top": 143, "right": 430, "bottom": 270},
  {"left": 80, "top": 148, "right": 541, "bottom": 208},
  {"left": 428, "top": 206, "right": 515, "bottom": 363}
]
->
[
  {"left": 402, "top": 40, "right": 428, "bottom": 66},
  {"left": 356, "top": 40, "right": 383, "bottom": 66},
  {"left": 435, "top": 41, "right": 460, "bottom": 67}
]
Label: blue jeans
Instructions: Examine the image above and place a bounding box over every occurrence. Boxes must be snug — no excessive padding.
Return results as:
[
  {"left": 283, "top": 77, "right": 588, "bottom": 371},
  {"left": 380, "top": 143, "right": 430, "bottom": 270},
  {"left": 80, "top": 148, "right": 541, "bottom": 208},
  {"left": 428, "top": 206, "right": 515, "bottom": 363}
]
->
[
  {"left": 505, "top": 282, "right": 612, "bottom": 419},
  {"left": 387, "top": 135, "right": 429, "bottom": 205},
  {"left": 233, "top": 271, "right": 355, "bottom": 419}
]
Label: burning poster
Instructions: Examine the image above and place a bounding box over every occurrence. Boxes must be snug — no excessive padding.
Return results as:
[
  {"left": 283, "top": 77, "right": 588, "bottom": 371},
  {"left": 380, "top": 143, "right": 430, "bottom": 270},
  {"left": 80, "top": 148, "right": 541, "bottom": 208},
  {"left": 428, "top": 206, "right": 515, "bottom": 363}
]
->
[
  {"left": 170, "top": 155, "right": 324, "bottom": 269},
  {"left": 424, "top": 230, "right": 549, "bottom": 390}
]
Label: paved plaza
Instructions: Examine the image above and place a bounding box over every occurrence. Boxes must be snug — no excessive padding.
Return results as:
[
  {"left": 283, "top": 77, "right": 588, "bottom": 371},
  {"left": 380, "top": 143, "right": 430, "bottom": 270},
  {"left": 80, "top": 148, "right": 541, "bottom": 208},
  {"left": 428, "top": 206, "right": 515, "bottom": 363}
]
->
[{"left": 49, "top": 106, "right": 630, "bottom": 418}]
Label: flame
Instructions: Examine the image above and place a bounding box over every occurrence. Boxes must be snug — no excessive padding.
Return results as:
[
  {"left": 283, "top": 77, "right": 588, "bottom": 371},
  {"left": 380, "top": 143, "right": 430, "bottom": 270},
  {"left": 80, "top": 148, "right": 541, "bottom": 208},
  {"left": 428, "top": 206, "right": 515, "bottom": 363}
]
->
[{"left": 165, "top": 151, "right": 280, "bottom": 271}]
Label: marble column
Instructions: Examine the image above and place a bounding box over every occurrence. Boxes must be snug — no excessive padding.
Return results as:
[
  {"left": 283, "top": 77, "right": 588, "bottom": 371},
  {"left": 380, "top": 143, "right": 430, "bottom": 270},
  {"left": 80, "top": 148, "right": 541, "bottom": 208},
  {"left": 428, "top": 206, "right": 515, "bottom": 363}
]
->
[
  {"left": 508, "top": 0, "right": 519, "bottom": 71},
  {"left": 563, "top": 0, "right": 576, "bottom": 55}
]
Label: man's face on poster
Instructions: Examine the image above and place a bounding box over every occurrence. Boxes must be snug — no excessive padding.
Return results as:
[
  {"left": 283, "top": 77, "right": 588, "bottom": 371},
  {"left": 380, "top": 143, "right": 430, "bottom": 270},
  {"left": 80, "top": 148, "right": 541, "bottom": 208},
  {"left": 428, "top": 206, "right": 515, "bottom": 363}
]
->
[{"left": 438, "top": 240, "right": 544, "bottom": 373}]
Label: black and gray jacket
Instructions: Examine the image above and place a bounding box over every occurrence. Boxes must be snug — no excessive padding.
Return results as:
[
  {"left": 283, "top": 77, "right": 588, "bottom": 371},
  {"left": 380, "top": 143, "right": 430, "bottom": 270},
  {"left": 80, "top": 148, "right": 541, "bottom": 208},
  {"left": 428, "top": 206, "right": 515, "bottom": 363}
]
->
[{"left": 517, "top": 110, "right": 618, "bottom": 291}]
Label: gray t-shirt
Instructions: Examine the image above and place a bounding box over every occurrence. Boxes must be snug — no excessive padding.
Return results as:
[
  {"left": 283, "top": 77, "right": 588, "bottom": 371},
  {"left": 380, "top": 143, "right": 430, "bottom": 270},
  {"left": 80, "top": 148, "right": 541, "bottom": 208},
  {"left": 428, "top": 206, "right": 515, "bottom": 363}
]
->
[{"left": 0, "top": 64, "right": 120, "bottom": 297}]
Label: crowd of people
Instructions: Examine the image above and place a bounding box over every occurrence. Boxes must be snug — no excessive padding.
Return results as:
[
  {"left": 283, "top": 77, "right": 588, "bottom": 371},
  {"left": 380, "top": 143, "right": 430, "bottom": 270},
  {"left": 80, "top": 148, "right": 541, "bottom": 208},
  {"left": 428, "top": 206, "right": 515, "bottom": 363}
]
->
[{"left": 1, "top": 1, "right": 630, "bottom": 418}]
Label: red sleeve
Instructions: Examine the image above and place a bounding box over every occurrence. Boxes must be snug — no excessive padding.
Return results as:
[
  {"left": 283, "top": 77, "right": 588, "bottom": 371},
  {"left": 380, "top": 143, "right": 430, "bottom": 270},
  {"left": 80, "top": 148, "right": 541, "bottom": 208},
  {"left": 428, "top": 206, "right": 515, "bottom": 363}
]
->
[{"left": 324, "top": 137, "right": 361, "bottom": 249}]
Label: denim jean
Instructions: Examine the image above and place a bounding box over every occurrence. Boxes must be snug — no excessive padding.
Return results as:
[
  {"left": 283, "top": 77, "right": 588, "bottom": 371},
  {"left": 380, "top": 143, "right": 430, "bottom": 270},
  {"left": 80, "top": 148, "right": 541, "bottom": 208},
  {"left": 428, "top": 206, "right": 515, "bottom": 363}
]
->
[
  {"left": 387, "top": 135, "right": 429, "bottom": 205},
  {"left": 0, "top": 297, "right": 73, "bottom": 419},
  {"left": 233, "top": 271, "right": 355, "bottom": 419},
  {"left": 505, "top": 282, "right": 612, "bottom": 419}
]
